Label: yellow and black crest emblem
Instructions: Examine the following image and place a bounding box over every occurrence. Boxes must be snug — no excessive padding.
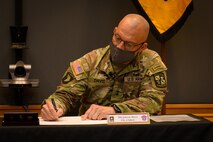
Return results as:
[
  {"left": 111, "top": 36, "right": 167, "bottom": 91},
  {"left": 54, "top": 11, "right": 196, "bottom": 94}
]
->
[{"left": 152, "top": 72, "right": 167, "bottom": 89}]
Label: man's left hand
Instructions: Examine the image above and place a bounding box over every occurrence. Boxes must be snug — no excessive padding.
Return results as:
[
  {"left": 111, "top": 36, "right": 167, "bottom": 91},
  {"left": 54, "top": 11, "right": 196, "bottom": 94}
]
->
[{"left": 81, "top": 104, "right": 116, "bottom": 120}]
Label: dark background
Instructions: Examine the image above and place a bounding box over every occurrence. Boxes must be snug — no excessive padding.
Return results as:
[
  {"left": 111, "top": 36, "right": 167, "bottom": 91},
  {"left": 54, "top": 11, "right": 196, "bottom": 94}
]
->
[{"left": 0, "top": 0, "right": 212, "bottom": 105}]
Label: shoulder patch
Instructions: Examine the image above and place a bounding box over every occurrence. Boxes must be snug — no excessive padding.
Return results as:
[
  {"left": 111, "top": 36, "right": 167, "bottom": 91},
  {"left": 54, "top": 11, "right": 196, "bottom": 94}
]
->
[
  {"left": 72, "top": 61, "right": 84, "bottom": 75},
  {"left": 62, "top": 72, "right": 73, "bottom": 84},
  {"left": 146, "top": 56, "right": 167, "bottom": 76},
  {"left": 151, "top": 72, "right": 167, "bottom": 90},
  {"left": 70, "top": 61, "right": 88, "bottom": 81}
]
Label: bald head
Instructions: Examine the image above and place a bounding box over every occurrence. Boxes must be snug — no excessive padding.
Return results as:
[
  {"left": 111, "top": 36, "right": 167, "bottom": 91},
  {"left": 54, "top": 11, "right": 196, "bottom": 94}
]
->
[{"left": 117, "top": 14, "right": 150, "bottom": 43}]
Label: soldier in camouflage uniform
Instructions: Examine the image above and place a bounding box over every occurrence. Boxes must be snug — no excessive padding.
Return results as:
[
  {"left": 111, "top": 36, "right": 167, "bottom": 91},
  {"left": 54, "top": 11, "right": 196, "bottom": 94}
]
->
[{"left": 41, "top": 14, "right": 167, "bottom": 120}]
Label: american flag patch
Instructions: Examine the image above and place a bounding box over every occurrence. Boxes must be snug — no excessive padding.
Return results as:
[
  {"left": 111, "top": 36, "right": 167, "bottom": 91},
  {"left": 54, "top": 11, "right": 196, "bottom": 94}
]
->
[{"left": 72, "top": 61, "right": 83, "bottom": 75}]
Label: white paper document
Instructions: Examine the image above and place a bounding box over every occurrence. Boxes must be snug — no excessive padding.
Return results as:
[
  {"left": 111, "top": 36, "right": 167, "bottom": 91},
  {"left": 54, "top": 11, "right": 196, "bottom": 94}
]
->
[
  {"left": 39, "top": 116, "right": 107, "bottom": 125},
  {"left": 150, "top": 114, "right": 200, "bottom": 122}
]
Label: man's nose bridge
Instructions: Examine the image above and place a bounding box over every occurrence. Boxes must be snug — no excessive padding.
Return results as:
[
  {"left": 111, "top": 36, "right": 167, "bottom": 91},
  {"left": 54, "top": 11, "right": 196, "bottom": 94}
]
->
[{"left": 116, "top": 40, "right": 125, "bottom": 50}]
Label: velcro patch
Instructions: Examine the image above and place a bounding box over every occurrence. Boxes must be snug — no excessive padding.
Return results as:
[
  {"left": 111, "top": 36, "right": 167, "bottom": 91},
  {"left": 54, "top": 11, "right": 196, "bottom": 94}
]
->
[
  {"left": 62, "top": 72, "right": 73, "bottom": 84},
  {"left": 72, "top": 61, "right": 83, "bottom": 75},
  {"left": 152, "top": 72, "right": 167, "bottom": 89}
]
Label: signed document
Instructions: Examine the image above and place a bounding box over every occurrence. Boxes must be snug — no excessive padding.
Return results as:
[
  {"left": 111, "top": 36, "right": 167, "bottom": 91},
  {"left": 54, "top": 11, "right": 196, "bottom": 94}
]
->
[
  {"left": 39, "top": 116, "right": 107, "bottom": 125},
  {"left": 150, "top": 114, "right": 200, "bottom": 122}
]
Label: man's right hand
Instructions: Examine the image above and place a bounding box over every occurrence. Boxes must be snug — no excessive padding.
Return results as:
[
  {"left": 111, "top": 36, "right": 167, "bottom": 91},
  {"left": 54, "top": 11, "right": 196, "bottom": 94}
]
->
[{"left": 41, "top": 99, "right": 63, "bottom": 121}]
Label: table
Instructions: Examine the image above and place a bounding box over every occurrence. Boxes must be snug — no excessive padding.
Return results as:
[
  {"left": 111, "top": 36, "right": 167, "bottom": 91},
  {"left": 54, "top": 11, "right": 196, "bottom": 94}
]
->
[{"left": 0, "top": 115, "right": 212, "bottom": 142}]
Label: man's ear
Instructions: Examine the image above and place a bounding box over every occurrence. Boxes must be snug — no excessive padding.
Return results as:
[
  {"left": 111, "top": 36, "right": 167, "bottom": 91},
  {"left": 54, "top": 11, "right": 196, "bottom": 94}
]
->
[
  {"left": 113, "top": 27, "right": 118, "bottom": 33},
  {"left": 138, "top": 42, "right": 148, "bottom": 52},
  {"left": 142, "top": 42, "right": 148, "bottom": 48}
]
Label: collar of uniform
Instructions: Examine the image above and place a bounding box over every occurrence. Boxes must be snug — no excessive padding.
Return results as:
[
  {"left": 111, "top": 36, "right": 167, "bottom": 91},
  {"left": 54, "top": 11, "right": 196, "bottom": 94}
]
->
[
  {"left": 117, "top": 48, "right": 150, "bottom": 76},
  {"left": 97, "top": 45, "right": 140, "bottom": 77},
  {"left": 116, "top": 60, "right": 139, "bottom": 76},
  {"left": 96, "top": 46, "right": 115, "bottom": 75}
]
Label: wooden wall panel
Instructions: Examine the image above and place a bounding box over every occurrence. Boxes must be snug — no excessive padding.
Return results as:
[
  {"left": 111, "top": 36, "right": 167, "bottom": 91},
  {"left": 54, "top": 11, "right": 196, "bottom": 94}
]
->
[
  {"left": 166, "top": 104, "right": 213, "bottom": 121},
  {"left": 0, "top": 105, "right": 41, "bottom": 116}
]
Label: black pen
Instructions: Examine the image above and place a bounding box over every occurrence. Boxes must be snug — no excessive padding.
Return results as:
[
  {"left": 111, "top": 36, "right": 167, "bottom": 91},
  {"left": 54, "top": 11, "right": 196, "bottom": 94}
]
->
[{"left": 51, "top": 98, "right": 58, "bottom": 112}]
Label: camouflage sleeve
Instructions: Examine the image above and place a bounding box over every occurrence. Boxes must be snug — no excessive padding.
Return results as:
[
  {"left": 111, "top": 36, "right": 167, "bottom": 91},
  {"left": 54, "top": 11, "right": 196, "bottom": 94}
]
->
[
  {"left": 46, "top": 60, "right": 89, "bottom": 115},
  {"left": 43, "top": 47, "right": 105, "bottom": 115},
  {"left": 113, "top": 55, "right": 168, "bottom": 115}
]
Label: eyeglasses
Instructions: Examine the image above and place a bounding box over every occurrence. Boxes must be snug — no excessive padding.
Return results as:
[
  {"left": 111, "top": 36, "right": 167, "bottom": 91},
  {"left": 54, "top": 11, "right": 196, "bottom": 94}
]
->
[{"left": 112, "top": 33, "right": 144, "bottom": 51}]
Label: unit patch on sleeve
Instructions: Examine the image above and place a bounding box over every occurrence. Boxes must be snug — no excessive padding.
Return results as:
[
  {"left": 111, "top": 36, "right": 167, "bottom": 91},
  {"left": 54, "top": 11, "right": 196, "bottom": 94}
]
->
[
  {"left": 152, "top": 72, "right": 167, "bottom": 89},
  {"left": 62, "top": 72, "right": 73, "bottom": 84}
]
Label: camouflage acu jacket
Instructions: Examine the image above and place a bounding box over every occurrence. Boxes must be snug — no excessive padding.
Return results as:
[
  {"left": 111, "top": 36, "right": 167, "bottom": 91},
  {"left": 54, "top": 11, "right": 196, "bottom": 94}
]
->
[{"left": 47, "top": 45, "right": 167, "bottom": 115}]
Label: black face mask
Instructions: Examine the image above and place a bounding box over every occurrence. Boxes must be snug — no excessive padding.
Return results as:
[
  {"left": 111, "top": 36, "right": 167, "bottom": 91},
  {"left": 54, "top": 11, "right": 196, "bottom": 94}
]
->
[{"left": 110, "top": 43, "right": 135, "bottom": 65}]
